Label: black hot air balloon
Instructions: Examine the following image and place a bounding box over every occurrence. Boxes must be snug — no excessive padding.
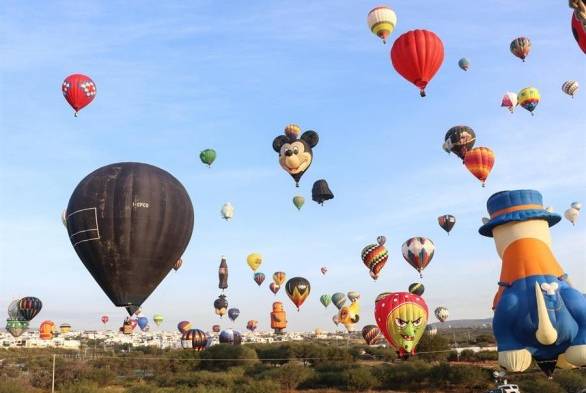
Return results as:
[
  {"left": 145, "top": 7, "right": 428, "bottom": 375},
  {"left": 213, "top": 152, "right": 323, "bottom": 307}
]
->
[
  {"left": 437, "top": 214, "right": 456, "bottom": 234},
  {"left": 65, "top": 162, "right": 194, "bottom": 315},
  {"left": 443, "top": 126, "right": 476, "bottom": 160},
  {"left": 214, "top": 295, "right": 228, "bottom": 318},
  {"left": 218, "top": 256, "right": 228, "bottom": 291},
  {"left": 312, "top": 179, "right": 334, "bottom": 205},
  {"left": 17, "top": 297, "right": 43, "bottom": 321}
]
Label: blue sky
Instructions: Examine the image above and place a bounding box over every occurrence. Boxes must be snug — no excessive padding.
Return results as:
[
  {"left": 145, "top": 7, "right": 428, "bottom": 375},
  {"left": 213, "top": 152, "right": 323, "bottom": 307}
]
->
[{"left": 1, "top": 1, "right": 584, "bottom": 333}]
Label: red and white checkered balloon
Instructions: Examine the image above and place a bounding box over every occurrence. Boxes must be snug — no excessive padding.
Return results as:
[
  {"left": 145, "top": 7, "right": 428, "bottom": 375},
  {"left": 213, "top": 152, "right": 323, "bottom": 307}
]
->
[{"left": 62, "top": 73, "right": 96, "bottom": 116}]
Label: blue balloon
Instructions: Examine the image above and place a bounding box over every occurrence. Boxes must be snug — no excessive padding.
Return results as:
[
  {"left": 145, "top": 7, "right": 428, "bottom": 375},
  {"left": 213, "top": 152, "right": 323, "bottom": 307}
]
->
[{"left": 137, "top": 316, "right": 149, "bottom": 331}]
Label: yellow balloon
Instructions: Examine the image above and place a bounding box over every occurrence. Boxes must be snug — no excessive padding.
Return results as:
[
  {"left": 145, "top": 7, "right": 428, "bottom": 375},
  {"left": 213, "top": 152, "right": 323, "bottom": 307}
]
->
[{"left": 247, "top": 253, "right": 262, "bottom": 271}]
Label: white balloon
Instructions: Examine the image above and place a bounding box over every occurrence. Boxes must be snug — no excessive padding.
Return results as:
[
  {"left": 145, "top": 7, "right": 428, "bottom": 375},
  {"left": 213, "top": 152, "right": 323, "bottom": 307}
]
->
[
  {"left": 221, "top": 202, "right": 234, "bottom": 220},
  {"left": 570, "top": 201, "right": 582, "bottom": 211},
  {"left": 564, "top": 208, "right": 580, "bottom": 225}
]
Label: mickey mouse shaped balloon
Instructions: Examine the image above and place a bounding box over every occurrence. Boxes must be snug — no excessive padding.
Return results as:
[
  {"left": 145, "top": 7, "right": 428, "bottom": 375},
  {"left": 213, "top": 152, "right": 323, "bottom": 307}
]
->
[{"left": 272, "top": 124, "right": 319, "bottom": 187}]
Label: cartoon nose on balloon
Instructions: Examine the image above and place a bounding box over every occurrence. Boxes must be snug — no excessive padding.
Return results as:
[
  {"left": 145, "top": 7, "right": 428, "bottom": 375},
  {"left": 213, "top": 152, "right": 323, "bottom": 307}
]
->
[{"left": 285, "top": 150, "right": 293, "bottom": 157}]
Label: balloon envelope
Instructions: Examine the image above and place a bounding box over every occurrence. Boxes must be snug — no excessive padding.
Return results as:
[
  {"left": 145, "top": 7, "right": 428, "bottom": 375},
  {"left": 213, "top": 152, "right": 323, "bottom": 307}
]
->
[
  {"left": 401, "top": 237, "right": 435, "bottom": 277},
  {"left": 199, "top": 149, "right": 216, "bottom": 167},
  {"left": 65, "top": 163, "right": 194, "bottom": 314},
  {"left": 181, "top": 329, "right": 210, "bottom": 351},
  {"left": 362, "top": 324, "right": 382, "bottom": 345},
  {"left": 254, "top": 272, "right": 265, "bottom": 286},
  {"left": 16, "top": 297, "right": 43, "bottom": 321},
  {"left": 62, "top": 74, "right": 96, "bottom": 115},
  {"left": 367, "top": 6, "right": 397, "bottom": 44},
  {"left": 285, "top": 277, "right": 311, "bottom": 310}
]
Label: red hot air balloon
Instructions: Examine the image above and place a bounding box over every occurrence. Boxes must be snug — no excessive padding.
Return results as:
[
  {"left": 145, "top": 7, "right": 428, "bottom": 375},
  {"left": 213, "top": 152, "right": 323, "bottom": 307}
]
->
[
  {"left": 62, "top": 74, "right": 96, "bottom": 116},
  {"left": 390, "top": 30, "right": 444, "bottom": 97},
  {"left": 101, "top": 315, "right": 109, "bottom": 325}
]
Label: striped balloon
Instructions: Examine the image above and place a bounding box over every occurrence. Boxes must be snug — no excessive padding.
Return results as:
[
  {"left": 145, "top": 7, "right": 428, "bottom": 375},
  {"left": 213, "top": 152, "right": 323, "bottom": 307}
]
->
[
  {"left": 181, "top": 329, "right": 210, "bottom": 351},
  {"left": 510, "top": 37, "right": 531, "bottom": 61},
  {"left": 17, "top": 297, "right": 43, "bottom": 321},
  {"left": 562, "top": 80, "right": 579, "bottom": 97},
  {"left": 463, "top": 147, "right": 495, "bottom": 187},
  {"left": 362, "top": 324, "right": 382, "bottom": 345},
  {"left": 401, "top": 237, "right": 435, "bottom": 278},
  {"left": 408, "top": 282, "right": 425, "bottom": 296},
  {"left": 367, "top": 6, "right": 397, "bottom": 44},
  {"left": 361, "top": 236, "right": 388, "bottom": 280}
]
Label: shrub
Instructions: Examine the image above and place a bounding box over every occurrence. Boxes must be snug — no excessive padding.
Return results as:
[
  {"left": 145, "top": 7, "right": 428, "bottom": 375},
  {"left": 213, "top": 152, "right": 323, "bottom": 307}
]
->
[
  {"left": 200, "top": 345, "right": 258, "bottom": 370},
  {"left": 346, "top": 367, "right": 378, "bottom": 391},
  {"left": 428, "top": 362, "right": 489, "bottom": 388},
  {"left": 232, "top": 379, "right": 280, "bottom": 393},
  {"left": 553, "top": 370, "right": 586, "bottom": 393},
  {"left": 518, "top": 378, "right": 566, "bottom": 393},
  {"left": 0, "top": 380, "right": 34, "bottom": 393},
  {"left": 59, "top": 381, "right": 102, "bottom": 393}
]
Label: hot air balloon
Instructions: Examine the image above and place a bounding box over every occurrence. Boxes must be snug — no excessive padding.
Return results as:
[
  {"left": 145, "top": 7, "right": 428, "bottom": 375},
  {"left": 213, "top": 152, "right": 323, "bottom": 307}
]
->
[
  {"left": 65, "top": 163, "right": 194, "bottom": 315},
  {"left": 39, "top": 320, "right": 55, "bottom": 340},
  {"left": 272, "top": 128, "right": 319, "bottom": 187},
  {"left": 8, "top": 300, "right": 21, "bottom": 320},
  {"left": 347, "top": 291, "right": 360, "bottom": 303},
  {"left": 501, "top": 92, "right": 518, "bottom": 113},
  {"left": 61, "top": 209, "right": 67, "bottom": 227},
  {"left": 181, "top": 329, "right": 210, "bottom": 351},
  {"left": 16, "top": 297, "right": 42, "bottom": 321},
  {"left": 5, "top": 319, "right": 29, "bottom": 338},
  {"left": 62, "top": 74, "right": 96, "bottom": 116},
  {"left": 273, "top": 271, "right": 286, "bottom": 286},
  {"left": 137, "top": 316, "right": 149, "bottom": 331},
  {"left": 443, "top": 126, "right": 476, "bottom": 160},
  {"left": 408, "top": 283, "right": 425, "bottom": 296},
  {"left": 271, "top": 301, "right": 287, "bottom": 334},
  {"left": 390, "top": 29, "right": 444, "bottom": 97},
  {"left": 426, "top": 325, "right": 438, "bottom": 336},
  {"left": 458, "top": 57, "right": 470, "bottom": 71},
  {"left": 59, "top": 323, "right": 72, "bottom": 334},
  {"left": 401, "top": 237, "right": 435, "bottom": 278},
  {"left": 518, "top": 87, "right": 540, "bottom": 115},
  {"left": 565, "top": 207, "right": 580, "bottom": 225},
  {"left": 361, "top": 236, "right": 389, "bottom": 280},
  {"left": 221, "top": 203, "right": 234, "bottom": 220},
  {"left": 173, "top": 259, "right": 183, "bottom": 271},
  {"left": 285, "top": 277, "right": 311, "bottom": 311},
  {"left": 437, "top": 214, "right": 456, "bottom": 234},
  {"left": 510, "top": 37, "right": 531, "bottom": 61},
  {"left": 332, "top": 314, "right": 340, "bottom": 326},
  {"left": 212, "top": 324, "right": 220, "bottom": 333},
  {"left": 219, "top": 329, "right": 242, "bottom": 345},
  {"left": 247, "top": 253, "right": 262, "bottom": 272},
  {"left": 312, "top": 179, "right": 334, "bottom": 205},
  {"left": 254, "top": 272, "right": 266, "bottom": 286},
  {"left": 463, "top": 147, "right": 495, "bottom": 187},
  {"left": 284, "top": 124, "right": 301, "bottom": 140},
  {"left": 246, "top": 320, "right": 258, "bottom": 332},
  {"left": 269, "top": 283, "right": 280, "bottom": 295},
  {"left": 339, "top": 300, "right": 360, "bottom": 332},
  {"left": 214, "top": 295, "right": 228, "bottom": 318},
  {"left": 367, "top": 6, "right": 397, "bottom": 44},
  {"left": 571, "top": 201, "right": 582, "bottom": 211},
  {"left": 129, "top": 318, "right": 138, "bottom": 331},
  {"left": 199, "top": 149, "right": 216, "bottom": 167},
  {"left": 320, "top": 294, "right": 332, "bottom": 308},
  {"left": 571, "top": 8, "right": 586, "bottom": 54},
  {"left": 331, "top": 292, "right": 347, "bottom": 310},
  {"left": 362, "top": 325, "right": 382, "bottom": 345},
  {"left": 320, "top": 266, "right": 327, "bottom": 275},
  {"left": 219, "top": 256, "right": 228, "bottom": 291},
  {"left": 293, "top": 196, "right": 305, "bottom": 210},
  {"left": 562, "top": 80, "right": 580, "bottom": 97},
  {"left": 101, "top": 315, "right": 109, "bottom": 325},
  {"left": 434, "top": 306, "right": 449, "bottom": 322},
  {"left": 375, "top": 292, "right": 429, "bottom": 357},
  {"left": 228, "top": 308, "right": 240, "bottom": 322},
  {"left": 153, "top": 314, "right": 164, "bottom": 327},
  {"left": 177, "top": 321, "right": 192, "bottom": 334}
]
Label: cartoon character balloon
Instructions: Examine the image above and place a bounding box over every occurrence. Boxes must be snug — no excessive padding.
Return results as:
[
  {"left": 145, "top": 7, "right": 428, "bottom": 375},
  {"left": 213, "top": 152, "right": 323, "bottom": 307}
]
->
[
  {"left": 214, "top": 295, "right": 228, "bottom": 318},
  {"left": 272, "top": 127, "right": 319, "bottom": 187},
  {"left": 338, "top": 300, "right": 360, "bottom": 332},
  {"left": 285, "top": 277, "right": 311, "bottom": 311},
  {"left": 271, "top": 301, "right": 287, "bottom": 334},
  {"left": 62, "top": 74, "right": 96, "bottom": 116},
  {"left": 374, "top": 292, "right": 429, "bottom": 357},
  {"left": 361, "top": 236, "right": 389, "bottom": 280},
  {"left": 390, "top": 30, "right": 444, "bottom": 97},
  {"left": 401, "top": 237, "right": 435, "bottom": 278}
]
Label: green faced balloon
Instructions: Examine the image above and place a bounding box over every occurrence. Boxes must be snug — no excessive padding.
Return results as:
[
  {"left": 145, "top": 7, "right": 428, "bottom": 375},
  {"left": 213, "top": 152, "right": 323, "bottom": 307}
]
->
[
  {"left": 199, "top": 149, "right": 216, "bottom": 167},
  {"left": 66, "top": 163, "right": 194, "bottom": 315}
]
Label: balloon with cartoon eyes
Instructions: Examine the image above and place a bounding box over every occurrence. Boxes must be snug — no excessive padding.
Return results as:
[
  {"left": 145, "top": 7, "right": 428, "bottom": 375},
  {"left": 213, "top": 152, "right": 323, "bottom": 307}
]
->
[{"left": 272, "top": 125, "right": 319, "bottom": 187}]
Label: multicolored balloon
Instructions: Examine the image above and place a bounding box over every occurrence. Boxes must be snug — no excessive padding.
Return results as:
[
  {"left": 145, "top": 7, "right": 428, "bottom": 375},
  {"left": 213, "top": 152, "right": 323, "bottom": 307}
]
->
[
  {"left": 247, "top": 253, "right": 262, "bottom": 272},
  {"left": 571, "top": 10, "right": 586, "bottom": 54},
  {"left": 254, "top": 272, "right": 266, "bottom": 286},
  {"left": 510, "top": 37, "right": 531, "bottom": 61},
  {"left": 408, "top": 282, "right": 425, "bottom": 296},
  {"left": 374, "top": 292, "right": 429, "bottom": 357},
  {"left": 401, "top": 237, "right": 435, "bottom": 278},
  {"left": 437, "top": 214, "right": 456, "bottom": 234},
  {"left": 501, "top": 92, "right": 518, "bottom": 113},
  {"left": 362, "top": 325, "right": 382, "bottom": 345},
  {"left": 285, "top": 277, "right": 311, "bottom": 311},
  {"left": 246, "top": 320, "right": 258, "bottom": 332},
  {"left": 518, "top": 87, "right": 540, "bottom": 115},
  {"left": 320, "top": 294, "right": 332, "bottom": 308},
  {"left": 273, "top": 271, "right": 286, "bottom": 286},
  {"left": 367, "top": 6, "right": 397, "bottom": 44},
  {"left": 212, "top": 324, "right": 221, "bottom": 333},
  {"left": 562, "top": 80, "right": 579, "bottom": 97},
  {"left": 458, "top": 57, "right": 470, "bottom": 71},
  {"left": 173, "top": 258, "right": 183, "bottom": 271},
  {"left": 199, "top": 149, "right": 216, "bottom": 167},
  {"left": 361, "top": 236, "right": 389, "bottom": 280},
  {"left": 6, "top": 319, "right": 29, "bottom": 338},
  {"left": 331, "top": 292, "right": 347, "bottom": 310},
  {"left": 62, "top": 74, "right": 96, "bottom": 116},
  {"left": 443, "top": 126, "right": 476, "bottom": 160},
  {"left": 434, "top": 306, "right": 449, "bottom": 322},
  {"left": 320, "top": 266, "right": 327, "bottom": 275},
  {"left": 269, "top": 282, "right": 280, "bottom": 295},
  {"left": 181, "top": 329, "right": 210, "bottom": 351},
  {"left": 39, "top": 320, "right": 55, "bottom": 340},
  {"left": 284, "top": 124, "right": 301, "bottom": 140},
  {"left": 463, "top": 147, "right": 495, "bottom": 187},
  {"left": 16, "top": 297, "right": 42, "bottom": 321},
  {"left": 390, "top": 29, "right": 444, "bottom": 97},
  {"left": 347, "top": 291, "right": 360, "bottom": 303}
]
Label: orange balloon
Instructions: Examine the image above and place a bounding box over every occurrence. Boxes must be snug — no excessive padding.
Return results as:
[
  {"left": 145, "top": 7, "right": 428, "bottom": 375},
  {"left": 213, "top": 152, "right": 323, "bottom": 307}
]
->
[
  {"left": 463, "top": 147, "right": 495, "bottom": 187},
  {"left": 39, "top": 320, "right": 55, "bottom": 340}
]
